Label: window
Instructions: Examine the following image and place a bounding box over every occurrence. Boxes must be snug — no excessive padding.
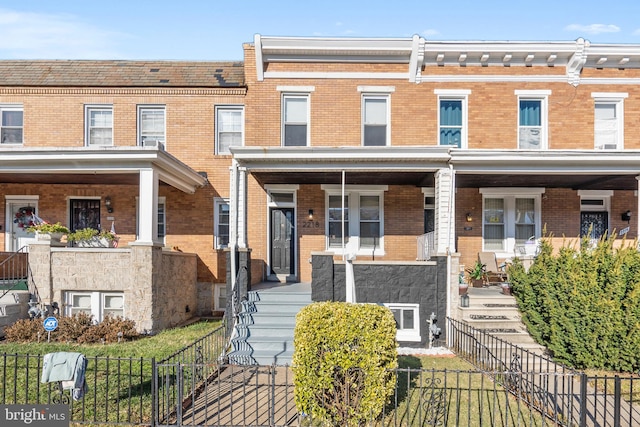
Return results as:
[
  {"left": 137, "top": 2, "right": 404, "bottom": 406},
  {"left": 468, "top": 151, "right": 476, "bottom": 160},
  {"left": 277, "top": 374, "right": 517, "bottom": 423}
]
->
[
  {"left": 66, "top": 291, "right": 124, "bottom": 322},
  {"left": 481, "top": 188, "right": 543, "bottom": 255},
  {"left": 592, "top": 93, "right": 627, "bottom": 150},
  {"left": 516, "top": 90, "right": 549, "bottom": 149},
  {"left": 214, "top": 284, "right": 227, "bottom": 312},
  {"left": 157, "top": 198, "right": 166, "bottom": 239},
  {"left": 282, "top": 95, "right": 309, "bottom": 146},
  {"left": 70, "top": 199, "right": 100, "bottom": 232},
  {"left": 384, "top": 303, "right": 420, "bottom": 342},
  {"left": 138, "top": 106, "right": 165, "bottom": 146},
  {"left": 0, "top": 106, "right": 23, "bottom": 144},
  {"left": 323, "top": 185, "right": 386, "bottom": 254},
  {"left": 435, "top": 90, "right": 470, "bottom": 148},
  {"left": 214, "top": 198, "right": 230, "bottom": 249},
  {"left": 216, "top": 106, "right": 243, "bottom": 154},
  {"left": 86, "top": 106, "right": 113, "bottom": 146},
  {"left": 423, "top": 189, "right": 435, "bottom": 234},
  {"left": 362, "top": 95, "right": 389, "bottom": 146}
]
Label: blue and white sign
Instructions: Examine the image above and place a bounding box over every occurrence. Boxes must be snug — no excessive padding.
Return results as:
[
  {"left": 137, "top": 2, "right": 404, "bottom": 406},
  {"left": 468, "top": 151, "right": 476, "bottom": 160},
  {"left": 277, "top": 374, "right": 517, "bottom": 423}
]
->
[{"left": 43, "top": 317, "right": 58, "bottom": 332}]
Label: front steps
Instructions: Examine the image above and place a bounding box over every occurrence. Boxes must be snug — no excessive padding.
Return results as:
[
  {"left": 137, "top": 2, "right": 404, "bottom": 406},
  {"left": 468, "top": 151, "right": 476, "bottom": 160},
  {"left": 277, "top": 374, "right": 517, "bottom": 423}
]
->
[
  {"left": 457, "top": 285, "right": 549, "bottom": 368},
  {"left": 226, "top": 283, "right": 311, "bottom": 365},
  {"left": 0, "top": 289, "right": 30, "bottom": 339}
]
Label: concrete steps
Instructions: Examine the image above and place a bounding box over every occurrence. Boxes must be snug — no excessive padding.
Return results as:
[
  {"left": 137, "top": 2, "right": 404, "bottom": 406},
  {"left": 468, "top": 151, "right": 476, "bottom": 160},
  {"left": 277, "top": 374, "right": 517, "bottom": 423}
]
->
[
  {"left": 0, "top": 290, "right": 30, "bottom": 338},
  {"left": 226, "top": 283, "right": 311, "bottom": 366}
]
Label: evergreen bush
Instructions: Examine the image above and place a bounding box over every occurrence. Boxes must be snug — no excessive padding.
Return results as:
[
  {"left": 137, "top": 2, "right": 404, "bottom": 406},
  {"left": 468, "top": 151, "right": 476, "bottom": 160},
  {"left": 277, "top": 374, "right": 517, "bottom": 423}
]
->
[
  {"left": 508, "top": 234, "right": 640, "bottom": 371},
  {"left": 293, "top": 301, "right": 398, "bottom": 426}
]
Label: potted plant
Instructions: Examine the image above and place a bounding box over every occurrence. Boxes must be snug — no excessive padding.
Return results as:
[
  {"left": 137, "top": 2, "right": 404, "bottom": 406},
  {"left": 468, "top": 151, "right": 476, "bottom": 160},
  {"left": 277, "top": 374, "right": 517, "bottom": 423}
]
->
[
  {"left": 458, "top": 271, "right": 469, "bottom": 295},
  {"left": 465, "top": 261, "right": 487, "bottom": 288},
  {"left": 26, "top": 222, "right": 70, "bottom": 247},
  {"left": 68, "top": 228, "right": 118, "bottom": 248}
]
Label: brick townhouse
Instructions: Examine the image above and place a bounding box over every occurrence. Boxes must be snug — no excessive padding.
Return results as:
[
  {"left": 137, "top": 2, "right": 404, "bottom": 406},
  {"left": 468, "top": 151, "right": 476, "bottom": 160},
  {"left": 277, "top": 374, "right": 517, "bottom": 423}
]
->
[{"left": 2, "top": 35, "right": 640, "bottom": 344}]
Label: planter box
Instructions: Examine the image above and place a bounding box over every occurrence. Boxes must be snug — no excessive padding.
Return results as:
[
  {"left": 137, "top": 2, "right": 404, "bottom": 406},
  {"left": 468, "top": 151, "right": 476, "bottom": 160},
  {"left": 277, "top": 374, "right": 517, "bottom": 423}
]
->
[
  {"left": 36, "top": 232, "right": 67, "bottom": 247},
  {"left": 76, "top": 237, "right": 116, "bottom": 248}
]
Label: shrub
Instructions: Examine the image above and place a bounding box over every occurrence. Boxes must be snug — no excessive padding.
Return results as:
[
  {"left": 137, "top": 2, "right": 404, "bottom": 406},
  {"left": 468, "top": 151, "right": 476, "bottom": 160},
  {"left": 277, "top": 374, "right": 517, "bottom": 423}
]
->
[
  {"left": 509, "top": 234, "right": 640, "bottom": 372},
  {"left": 4, "top": 313, "right": 139, "bottom": 344},
  {"left": 293, "top": 302, "right": 397, "bottom": 426}
]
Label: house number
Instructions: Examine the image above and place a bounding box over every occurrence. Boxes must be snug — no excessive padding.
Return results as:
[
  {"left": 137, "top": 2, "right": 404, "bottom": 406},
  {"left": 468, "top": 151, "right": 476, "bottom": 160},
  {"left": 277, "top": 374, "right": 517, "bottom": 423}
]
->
[{"left": 302, "top": 221, "right": 320, "bottom": 228}]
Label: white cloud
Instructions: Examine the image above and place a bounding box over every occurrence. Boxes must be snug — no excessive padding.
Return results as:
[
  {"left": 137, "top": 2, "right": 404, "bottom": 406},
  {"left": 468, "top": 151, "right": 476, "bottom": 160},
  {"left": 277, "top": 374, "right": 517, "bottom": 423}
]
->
[
  {"left": 421, "top": 29, "right": 440, "bottom": 37},
  {"left": 0, "top": 8, "right": 130, "bottom": 59},
  {"left": 564, "top": 24, "right": 621, "bottom": 35},
  {"left": 633, "top": 28, "right": 640, "bottom": 36}
]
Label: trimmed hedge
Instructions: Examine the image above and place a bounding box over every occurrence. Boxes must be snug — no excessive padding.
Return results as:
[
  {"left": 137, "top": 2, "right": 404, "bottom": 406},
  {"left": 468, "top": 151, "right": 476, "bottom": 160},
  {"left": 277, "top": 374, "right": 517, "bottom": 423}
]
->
[
  {"left": 293, "top": 302, "right": 398, "bottom": 426},
  {"left": 508, "top": 235, "right": 640, "bottom": 372}
]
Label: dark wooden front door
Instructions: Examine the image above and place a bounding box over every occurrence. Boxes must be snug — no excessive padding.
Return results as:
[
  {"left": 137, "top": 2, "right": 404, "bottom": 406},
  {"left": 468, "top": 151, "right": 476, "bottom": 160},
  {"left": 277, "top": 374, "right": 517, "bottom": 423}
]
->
[
  {"left": 270, "top": 208, "right": 294, "bottom": 276},
  {"left": 580, "top": 211, "right": 608, "bottom": 240}
]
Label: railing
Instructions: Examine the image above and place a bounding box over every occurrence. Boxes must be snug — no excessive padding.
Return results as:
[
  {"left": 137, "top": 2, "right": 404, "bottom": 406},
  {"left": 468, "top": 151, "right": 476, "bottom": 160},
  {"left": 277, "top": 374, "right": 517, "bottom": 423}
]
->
[
  {"left": 0, "top": 248, "right": 30, "bottom": 301},
  {"left": 416, "top": 231, "right": 435, "bottom": 261},
  {"left": 448, "top": 317, "right": 640, "bottom": 426}
]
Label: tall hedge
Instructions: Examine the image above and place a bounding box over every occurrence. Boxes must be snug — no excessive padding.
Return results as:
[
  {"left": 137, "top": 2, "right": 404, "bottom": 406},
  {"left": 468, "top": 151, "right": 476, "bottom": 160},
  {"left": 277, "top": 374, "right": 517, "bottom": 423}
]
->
[
  {"left": 508, "top": 235, "right": 640, "bottom": 372},
  {"left": 293, "top": 302, "right": 398, "bottom": 426}
]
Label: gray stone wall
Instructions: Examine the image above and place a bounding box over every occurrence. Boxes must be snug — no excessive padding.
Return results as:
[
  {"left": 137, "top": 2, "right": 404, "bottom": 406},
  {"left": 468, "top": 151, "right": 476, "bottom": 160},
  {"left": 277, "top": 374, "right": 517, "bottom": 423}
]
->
[
  {"left": 30, "top": 241, "right": 199, "bottom": 334},
  {"left": 311, "top": 252, "right": 448, "bottom": 346}
]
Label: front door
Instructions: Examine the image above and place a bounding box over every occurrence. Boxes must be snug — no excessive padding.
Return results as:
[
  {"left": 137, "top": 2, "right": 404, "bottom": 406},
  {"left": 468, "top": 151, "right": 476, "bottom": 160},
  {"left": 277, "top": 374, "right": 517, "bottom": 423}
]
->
[
  {"left": 270, "top": 208, "right": 294, "bottom": 276},
  {"left": 580, "top": 211, "right": 608, "bottom": 241},
  {"left": 7, "top": 201, "right": 38, "bottom": 251}
]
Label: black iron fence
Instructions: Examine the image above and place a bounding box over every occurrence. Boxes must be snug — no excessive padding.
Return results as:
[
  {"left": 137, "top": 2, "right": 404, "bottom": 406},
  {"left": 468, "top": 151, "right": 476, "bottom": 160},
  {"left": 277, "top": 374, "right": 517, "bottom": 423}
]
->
[{"left": 2, "top": 320, "right": 640, "bottom": 426}]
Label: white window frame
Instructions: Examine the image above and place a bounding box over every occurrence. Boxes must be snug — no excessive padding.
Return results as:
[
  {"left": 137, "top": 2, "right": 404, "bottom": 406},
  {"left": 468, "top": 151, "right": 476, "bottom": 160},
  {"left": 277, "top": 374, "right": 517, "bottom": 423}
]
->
[
  {"left": 85, "top": 105, "right": 113, "bottom": 146},
  {"left": 322, "top": 185, "right": 387, "bottom": 256},
  {"left": 65, "top": 291, "right": 124, "bottom": 322},
  {"left": 214, "top": 283, "right": 227, "bottom": 312},
  {"left": 435, "top": 89, "right": 470, "bottom": 148},
  {"left": 384, "top": 303, "right": 420, "bottom": 342},
  {"left": 215, "top": 105, "right": 244, "bottom": 154},
  {"left": 0, "top": 105, "right": 24, "bottom": 144},
  {"left": 361, "top": 93, "right": 391, "bottom": 146},
  {"left": 480, "top": 188, "right": 544, "bottom": 257},
  {"left": 281, "top": 93, "right": 310, "bottom": 147},
  {"left": 214, "top": 197, "right": 230, "bottom": 249},
  {"left": 515, "top": 90, "right": 550, "bottom": 150},
  {"left": 138, "top": 105, "right": 166, "bottom": 147},
  {"left": 591, "top": 92, "right": 627, "bottom": 150}
]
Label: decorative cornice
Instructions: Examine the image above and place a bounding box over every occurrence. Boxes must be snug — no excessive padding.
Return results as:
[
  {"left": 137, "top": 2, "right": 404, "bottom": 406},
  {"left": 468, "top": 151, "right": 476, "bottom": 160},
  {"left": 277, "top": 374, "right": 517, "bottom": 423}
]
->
[{"left": 0, "top": 87, "right": 246, "bottom": 96}]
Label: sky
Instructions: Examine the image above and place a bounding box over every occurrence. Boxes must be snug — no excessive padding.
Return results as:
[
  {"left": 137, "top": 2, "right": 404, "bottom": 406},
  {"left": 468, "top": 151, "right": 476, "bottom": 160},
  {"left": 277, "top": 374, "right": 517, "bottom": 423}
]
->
[{"left": 0, "top": 1, "right": 639, "bottom": 61}]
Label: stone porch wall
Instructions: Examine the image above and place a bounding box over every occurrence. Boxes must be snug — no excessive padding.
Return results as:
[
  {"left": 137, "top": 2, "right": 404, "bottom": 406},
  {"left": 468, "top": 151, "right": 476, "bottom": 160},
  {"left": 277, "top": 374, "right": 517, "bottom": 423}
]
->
[{"left": 29, "top": 241, "right": 199, "bottom": 333}]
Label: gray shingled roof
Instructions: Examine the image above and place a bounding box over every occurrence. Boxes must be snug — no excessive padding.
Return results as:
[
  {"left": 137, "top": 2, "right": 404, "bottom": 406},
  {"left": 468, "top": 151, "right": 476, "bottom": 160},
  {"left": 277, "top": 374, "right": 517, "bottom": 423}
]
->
[{"left": 0, "top": 60, "right": 245, "bottom": 87}]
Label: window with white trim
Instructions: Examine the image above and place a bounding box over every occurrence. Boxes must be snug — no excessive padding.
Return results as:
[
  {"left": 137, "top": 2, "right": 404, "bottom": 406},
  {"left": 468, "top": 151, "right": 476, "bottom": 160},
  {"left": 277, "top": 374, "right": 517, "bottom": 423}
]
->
[
  {"left": 282, "top": 94, "right": 309, "bottom": 146},
  {"left": 516, "top": 90, "right": 550, "bottom": 149},
  {"left": 86, "top": 106, "right": 113, "bottom": 146},
  {"left": 138, "top": 106, "right": 165, "bottom": 147},
  {"left": 0, "top": 106, "right": 23, "bottom": 144},
  {"left": 66, "top": 291, "right": 124, "bottom": 322},
  {"left": 157, "top": 198, "right": 166, "bottom": 239},
  {"left": 384, "top": 303, "right": 420, "bottom": 342},
  {"left": 362, "top": 95, "right": 389, "bottom": 146},
  {"left": 323, "top": 185, "right": 386, "bottom": 254},
  {"left": 592, "top": 93, "right": 627, "bottom": 150},
  {"left": 214, "top": 284, "right": 227, "bottom": 312},
  {"left": 214, "top": 198, "right": 229, "bottom": 249},
  {"left": 481, "top": 188, "right": 543, "bottom": 255},
  {"left": 435, "top": 90, "right": 469, "bottom": 148},
  {"left": 216, "top": 105, "right": 244, "bottom": 154}
]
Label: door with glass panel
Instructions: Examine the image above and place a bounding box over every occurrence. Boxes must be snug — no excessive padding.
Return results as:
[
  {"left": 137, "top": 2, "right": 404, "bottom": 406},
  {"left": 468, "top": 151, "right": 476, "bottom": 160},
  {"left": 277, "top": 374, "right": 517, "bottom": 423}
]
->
[{"left": 270, "top": 208, "right": 294, "bottom": 276}]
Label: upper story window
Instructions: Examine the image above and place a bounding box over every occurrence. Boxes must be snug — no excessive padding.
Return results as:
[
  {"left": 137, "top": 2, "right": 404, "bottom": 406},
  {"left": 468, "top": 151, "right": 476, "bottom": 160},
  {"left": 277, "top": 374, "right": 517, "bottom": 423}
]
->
[
  {"left": 86, "top": 106, "right": 113, "bottom": 146},
  {"left": 282, "top": 94, "right": 309, "bottom": 146},
  {"left": 138, "top": 106, "right": 165, "bottom": 147},
  {"left": 0, "top": 106, "right": 23, "bottom": 144},
  {"left": 215, "top": 106, "right": 244, "bottom": 154},
  {"left": 592, "top": 93, "right": 627, "bottom": 150},
  {"left": 435, "top": 89, "right": 470, "bottom": 148},
  {"left": 516, "top": 90, "right": 550, "bottom": 150},
  {"left": 359, "top": 86, "right": 394, "bottom": 147}
]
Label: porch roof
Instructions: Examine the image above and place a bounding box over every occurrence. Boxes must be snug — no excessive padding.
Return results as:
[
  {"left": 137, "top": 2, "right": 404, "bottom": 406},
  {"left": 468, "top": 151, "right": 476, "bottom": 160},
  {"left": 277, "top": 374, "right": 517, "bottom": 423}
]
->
[{"left": 0, "top": 146, "right": 207, "bottom": 193}]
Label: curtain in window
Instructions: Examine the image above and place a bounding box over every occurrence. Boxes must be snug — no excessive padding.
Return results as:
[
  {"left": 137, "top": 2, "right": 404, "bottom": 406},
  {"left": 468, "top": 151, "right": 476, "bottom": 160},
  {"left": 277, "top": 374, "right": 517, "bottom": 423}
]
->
[
  {"left": 484, "top": 198, "right": 504, "bottom": 250},
  {"left": 594, "top": 103, "right": 618, "bottom": 149},
  {"left": 439, "top": 100, "right": 462, "bottom": 147},
  {"left": 519, "top": 100, "right": 541, "bottom": 126},
  {"left": 515, "top": 198, "right": 535, "bottom": 244},
  {"left": 519, "top": 100, "right": 541, "bottom": 149},
  {"left": 284, "top": 97, "right": 307, "bottom": 146}
]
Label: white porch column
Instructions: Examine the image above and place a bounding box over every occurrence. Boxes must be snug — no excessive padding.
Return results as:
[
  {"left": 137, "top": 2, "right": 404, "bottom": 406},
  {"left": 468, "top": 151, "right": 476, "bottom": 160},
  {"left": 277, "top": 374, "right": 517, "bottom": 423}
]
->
[
  {"left": 137, "top": 168, "right": 159, "bottom": 245},
  {"left": 435, "top": 167, "right": 455, "bottom": 255},
  {"left": 237, "top": 166, "right": 247, "bottom": 249}
]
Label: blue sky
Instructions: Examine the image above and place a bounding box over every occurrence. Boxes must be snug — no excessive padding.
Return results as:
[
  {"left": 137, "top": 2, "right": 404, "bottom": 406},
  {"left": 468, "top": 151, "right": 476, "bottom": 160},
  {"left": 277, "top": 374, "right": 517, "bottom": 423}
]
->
[{"left": 0, "top": 1, "right": 639, "bottom": 60}]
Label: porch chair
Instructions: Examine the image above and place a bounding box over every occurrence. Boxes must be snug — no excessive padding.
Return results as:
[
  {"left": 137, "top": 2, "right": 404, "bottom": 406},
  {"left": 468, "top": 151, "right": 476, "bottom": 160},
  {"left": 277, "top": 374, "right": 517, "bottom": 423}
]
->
[{"left": 478, "top": 252, "right": 508, "bottom": 285}]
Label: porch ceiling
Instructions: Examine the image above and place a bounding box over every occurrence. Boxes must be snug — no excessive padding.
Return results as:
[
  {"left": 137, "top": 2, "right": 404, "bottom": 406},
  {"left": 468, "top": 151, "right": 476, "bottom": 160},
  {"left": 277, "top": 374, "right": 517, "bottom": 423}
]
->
[
  {"left": 456, "top": 174, "right": 639, "bottom": 191},
  {"left": 0, "top": 172, "right": 140, "bottom": 185},
  {"left": 251, "top": 171, "right": 435, "bottom": 186}
]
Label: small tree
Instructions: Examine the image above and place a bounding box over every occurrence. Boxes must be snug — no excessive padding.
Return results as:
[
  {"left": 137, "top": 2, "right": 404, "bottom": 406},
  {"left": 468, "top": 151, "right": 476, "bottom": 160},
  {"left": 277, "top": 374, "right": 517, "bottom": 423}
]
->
[{"left": 293, "top": 302, "right": 397, "bottom": 426}]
